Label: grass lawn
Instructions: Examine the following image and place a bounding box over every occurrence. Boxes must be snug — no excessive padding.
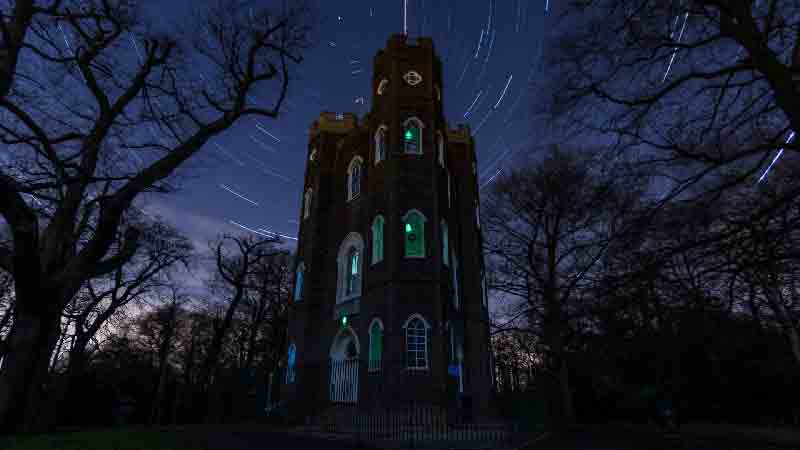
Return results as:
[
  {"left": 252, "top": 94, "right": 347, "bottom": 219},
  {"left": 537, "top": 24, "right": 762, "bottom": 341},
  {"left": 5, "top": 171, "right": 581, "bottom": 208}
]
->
[{"left": 0, "top": 427, "right": 202, "bottom": 450}]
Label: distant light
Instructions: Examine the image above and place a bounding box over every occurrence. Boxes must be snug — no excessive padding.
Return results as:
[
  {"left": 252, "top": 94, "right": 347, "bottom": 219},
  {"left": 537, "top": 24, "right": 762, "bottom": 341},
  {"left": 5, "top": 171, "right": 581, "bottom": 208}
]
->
[
  {"left": 405, "top": 129, "right": 413, "bottom": 140},
  {"left": 341, "top": 315, "right": 348, "bottom": 327}
]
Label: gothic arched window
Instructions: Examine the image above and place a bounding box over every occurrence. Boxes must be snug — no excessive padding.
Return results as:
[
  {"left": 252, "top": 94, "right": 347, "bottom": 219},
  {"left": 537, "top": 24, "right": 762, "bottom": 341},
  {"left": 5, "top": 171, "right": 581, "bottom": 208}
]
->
[
  {"left": 286, "top": 343, "right": 297, "bottom": 383},
  {"left": 303, "top": 188, "right": 312, "bottom": 220},
  {"left": 437, "top": 132, "right": 445, "bottom": 167},
  {"left": 377, "top": 79, "right": 388, "bottom": 95},
  {"left": 403, "top": 117, "right": 424, "bottom": 155},
  {"left": 337, "top": 232, "right": 364, "bottom": 303},
  {"left": 368, "top": 318, "right": 384, "bottom": 372},
  {"left": 402, "top": 209, "right": 427, "bottom": 258},
  {"left": 375, "top": 125, "right": 387, "bottom": 165},
  {"left": 371, "top": 215, "right": 385, "bottom": 264},
  {"left": 294, "top": 262, "right": 305, "bottom": 301},
  {"left": 403, "top": 314, "right": 430, "bottom": 370},
  {"left": 347, "top": 156, "right": 363, "bottom": 201}
]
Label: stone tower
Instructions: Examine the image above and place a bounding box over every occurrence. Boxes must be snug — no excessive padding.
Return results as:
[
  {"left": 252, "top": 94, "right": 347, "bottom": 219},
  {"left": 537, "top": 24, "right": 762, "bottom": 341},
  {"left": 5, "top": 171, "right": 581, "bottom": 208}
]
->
[{"left": 281, "top": 34, "right": 492, "bottom": 421}]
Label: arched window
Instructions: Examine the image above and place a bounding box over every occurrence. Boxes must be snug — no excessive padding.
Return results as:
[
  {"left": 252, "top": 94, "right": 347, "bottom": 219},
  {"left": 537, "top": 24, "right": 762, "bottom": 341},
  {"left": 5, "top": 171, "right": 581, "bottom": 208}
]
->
[
  {"left": 346, "top": 247, "right": 360, "bottom": 295},
  {"left": 368, "top": 318, "right": 384, "bottom": 372},
  {"left": 403, "top": 314, "right": 430, "bottom": 370},
  {"left": 377, "top": 79, "right": 388, "bottom": 95},
  {"left": 437, "top": 132, "right": 445, "bottom": 167},
  {"left": 446, "top": 171, "right": 452, "bottom": 208},
  {"left": 371, "top": 215, "right": 385, "bottom": 264},
  {"left": 375, "top": 125, "right": 387, "bottom": 165},
  {"left": 403, "top": 117, "right": 424, "bottom": 154},
  {"left": 441, "top": 220, "right": 449, "bottom": 267},
  {"left": 294, "top": 262, "right": 305, "bottom": 301},
  {"left": 402, "top": 209, "right": 427, "bottom": 258},
  {"left": 286, "top": 343, "right": 297, "bottom": 383},
  {"left": 347, "top": 156, "right": 363, "bottom": 201},
  {"left": 337, "top": 232, "right": 365, "bottom": 303},
  {"left": 303, "top": 188, "right": 312, "bottom": 220}
]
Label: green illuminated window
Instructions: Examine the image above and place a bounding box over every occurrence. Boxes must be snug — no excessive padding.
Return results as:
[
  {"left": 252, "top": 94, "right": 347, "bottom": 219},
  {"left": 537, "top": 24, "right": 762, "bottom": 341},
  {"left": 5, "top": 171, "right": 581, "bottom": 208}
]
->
[
  {"left": 372, "top": 215, "right": 385, "bottom": 264},
  {"left": 403, "top": 210, "right": 426, "bottom": 258},
  {"left": 403, "top": 119, "right": 423, "bottom": 154}
]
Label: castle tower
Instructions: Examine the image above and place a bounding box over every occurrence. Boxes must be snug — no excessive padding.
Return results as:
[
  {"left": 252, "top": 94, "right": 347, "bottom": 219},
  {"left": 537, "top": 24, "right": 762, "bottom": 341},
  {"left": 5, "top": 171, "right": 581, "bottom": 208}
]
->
[{"left": 282, "top": 34, "right": 492, "bottom": 420}]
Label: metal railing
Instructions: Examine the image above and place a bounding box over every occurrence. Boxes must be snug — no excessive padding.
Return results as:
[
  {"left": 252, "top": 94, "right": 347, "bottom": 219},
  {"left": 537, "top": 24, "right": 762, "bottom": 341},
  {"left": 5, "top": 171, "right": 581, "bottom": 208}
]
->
[{"left": 315, "top": 403, "right": 522, "bottom": 449}]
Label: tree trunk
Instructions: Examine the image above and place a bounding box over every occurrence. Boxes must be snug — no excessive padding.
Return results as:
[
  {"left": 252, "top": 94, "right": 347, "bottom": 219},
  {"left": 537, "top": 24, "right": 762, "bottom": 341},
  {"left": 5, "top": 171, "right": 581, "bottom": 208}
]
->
[{"left": 0, "top": 303, "right": 62, "bottom": 432}]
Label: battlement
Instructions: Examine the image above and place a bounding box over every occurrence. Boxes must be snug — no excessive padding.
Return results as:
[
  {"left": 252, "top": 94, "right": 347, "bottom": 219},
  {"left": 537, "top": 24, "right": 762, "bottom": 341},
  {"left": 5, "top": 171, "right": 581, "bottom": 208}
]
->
[{"left": 310, "top": 112, "right": 359, "bottom": 136}]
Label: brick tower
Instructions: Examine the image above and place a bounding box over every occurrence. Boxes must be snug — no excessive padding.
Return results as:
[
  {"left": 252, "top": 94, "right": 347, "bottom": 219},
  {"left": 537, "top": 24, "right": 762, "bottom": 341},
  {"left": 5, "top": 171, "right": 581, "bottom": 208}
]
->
[{"left": 281, "top": 34, "right": 492, "bottom": 422}]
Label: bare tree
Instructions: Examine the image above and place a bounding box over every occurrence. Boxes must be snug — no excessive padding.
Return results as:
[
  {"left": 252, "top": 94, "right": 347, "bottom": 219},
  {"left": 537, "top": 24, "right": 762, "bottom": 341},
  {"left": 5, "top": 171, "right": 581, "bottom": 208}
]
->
[
  {"left": 546, "top": 0, "right": 800, "bottom": 211},
  {"left": 202, "top": 234, "right": 282, "bottom": 422},
  {"left": 483, "top": 145, "right": 646, "bottom": 428},
  {"left": 0, "top": 0, "right": 311, "bottom": 431},
  {"left": 60, "top": 219, "right": 191, "bottom": 424}
]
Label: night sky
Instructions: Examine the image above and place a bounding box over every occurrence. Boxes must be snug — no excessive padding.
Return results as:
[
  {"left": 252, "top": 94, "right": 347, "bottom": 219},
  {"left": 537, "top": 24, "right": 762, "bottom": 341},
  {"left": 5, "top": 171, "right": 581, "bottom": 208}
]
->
[{"left": 139, "top": 0, "right": 551, "bottom": 282}]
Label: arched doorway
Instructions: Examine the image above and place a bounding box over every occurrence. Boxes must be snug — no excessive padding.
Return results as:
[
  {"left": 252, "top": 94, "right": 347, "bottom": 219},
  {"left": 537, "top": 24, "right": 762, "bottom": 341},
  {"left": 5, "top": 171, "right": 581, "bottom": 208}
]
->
[{"left": 329, "top": 327, "right": 360, "bottom": 403}]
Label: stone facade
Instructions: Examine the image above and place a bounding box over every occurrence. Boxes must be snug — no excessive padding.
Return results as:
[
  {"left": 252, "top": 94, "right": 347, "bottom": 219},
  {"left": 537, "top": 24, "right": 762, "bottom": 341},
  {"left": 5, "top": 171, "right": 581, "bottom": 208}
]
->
[{"left": 282, "top": 34, "right": 492, "bottom": 420}]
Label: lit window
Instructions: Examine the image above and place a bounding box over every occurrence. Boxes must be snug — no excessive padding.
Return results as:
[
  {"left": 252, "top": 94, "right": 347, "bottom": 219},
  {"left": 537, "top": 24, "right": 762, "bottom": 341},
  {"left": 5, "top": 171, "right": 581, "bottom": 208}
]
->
[
  {"left": 346, "top": 247, "right": 360, "bottom": 295},
  {"left": 375, "top": 126, "right": 387, "bottom": 164},
  {"left": 403, "top": 70, "right": 422, "bottom": 86},
  {"left": 441, "top": 220, "right": 449, "bottom": 267},
  {"left": 309, "top": 148, "right": 317, "bottom": 162},
  {"left": 369, "top": 319, "right": 384, "bottom": 372},
  {"left": 404, "top": 315, "right": 429, "bottom": 369},
  {"left": 435, "top": 85, "right": 441, "bottom": 101},
  {"left": 403, "top": 117, "right": 424, "bottom": 154},
  {"left": 377, "top": 79, "right": 388, "bottom": 95},
  {"left": 402, "top": 209, "right": 426, "bottom": 258},
  {"left": 372, "top": 215, "right": 385, "bottom": 264},
  {"left": 303, "top": 188, "right": 312, "bottom": 219},
  {"left": 337, "top": 233, "right": 364, "bottom": 303},
  {"left": 294, "top": 262, "right": 305, "bottom": 301},
  {"left": 347, "top": 156, "right": 363, "bottom": 201},
  {"left": 286, "top": 343, "right": 297, "bottom": 383}
]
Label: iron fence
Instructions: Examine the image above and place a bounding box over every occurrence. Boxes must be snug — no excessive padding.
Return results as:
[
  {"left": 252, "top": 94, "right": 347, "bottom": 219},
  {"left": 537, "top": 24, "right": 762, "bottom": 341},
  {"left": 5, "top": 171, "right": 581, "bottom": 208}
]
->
[{"left": 315, "top": 403, "right": 524, "bottom": 449}]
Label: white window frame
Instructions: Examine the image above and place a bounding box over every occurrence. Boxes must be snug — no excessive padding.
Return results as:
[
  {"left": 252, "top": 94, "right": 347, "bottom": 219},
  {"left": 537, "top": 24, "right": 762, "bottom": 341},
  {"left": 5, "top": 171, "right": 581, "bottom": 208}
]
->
[
  {"left": 347, "top": 155, "right": 364, "bottom": 201},
  {"left": 377, "top": 78, "right": 389, "bottom": 95},
  {"left": 374, "top": 125, "right": 388, "bottom": 165},
  {"left": 402, "top": 117, "right": 425, "bottom": 155},
  {"left": 336, "top": 232, "right": 365, "bottom": 303},
  {"left": 303, "top": 188, "right": 312, "bottom": 220},
  {"left": 402, "top": 314, "right": 431, "bottom": 370}
]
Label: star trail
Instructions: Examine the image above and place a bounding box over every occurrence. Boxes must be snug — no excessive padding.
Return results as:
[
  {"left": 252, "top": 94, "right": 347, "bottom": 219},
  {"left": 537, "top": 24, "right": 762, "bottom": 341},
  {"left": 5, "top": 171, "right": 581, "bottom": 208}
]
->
[{"left": 112, "top": 0, "right": 552, "bottom": 248}]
